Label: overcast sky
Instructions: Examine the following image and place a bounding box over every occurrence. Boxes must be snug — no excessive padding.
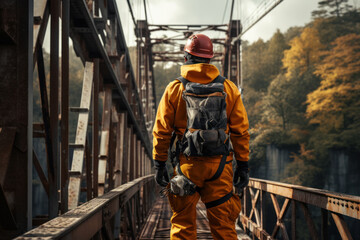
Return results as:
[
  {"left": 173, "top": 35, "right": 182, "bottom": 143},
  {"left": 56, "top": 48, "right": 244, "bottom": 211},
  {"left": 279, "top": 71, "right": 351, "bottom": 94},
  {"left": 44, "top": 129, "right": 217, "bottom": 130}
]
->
[
  {"left": 43, "top": 0, "right": 359, "bottom": 52},
  {"left": 116, "top": 0, "right": 333, "bottom": 45}
]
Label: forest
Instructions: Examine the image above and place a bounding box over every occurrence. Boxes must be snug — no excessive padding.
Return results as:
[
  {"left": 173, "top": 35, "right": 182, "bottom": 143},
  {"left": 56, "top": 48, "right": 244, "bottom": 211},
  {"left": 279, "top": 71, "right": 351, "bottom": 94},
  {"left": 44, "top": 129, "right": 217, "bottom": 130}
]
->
[
  {"left": 152, "top": 0, "right": 360, "bottom": 189},
  {"left": 33, "top": 0, "right": 360, "bottom": 191}
]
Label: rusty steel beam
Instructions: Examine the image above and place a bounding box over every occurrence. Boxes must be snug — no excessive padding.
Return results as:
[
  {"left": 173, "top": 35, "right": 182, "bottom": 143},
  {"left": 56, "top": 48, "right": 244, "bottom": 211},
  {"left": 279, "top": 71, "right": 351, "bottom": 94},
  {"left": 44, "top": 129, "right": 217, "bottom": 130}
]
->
[
  {"left": 60, "top": 0, "right": 70, "bottom": 214},
  {"left": 37, "top": 47, "right": 54, "bottom": 178},
  {"left": 98, "top": 87, "right": 112, "bottom": 196},
  {"left": 299, "top": 202, "right": 319, "bottom": 240},
  {"left": 33, "top": 151, "right": 49, "bottom": 197},
  {"left": 331, "top": 212, "right": 353, "bottom": 240},
  {"left": 16, "top": 175, "right": 155, "bottom": 240},
  {"left": 0, "top": 0, "right": 33, "bottom": 235},
  {"left": 241, "top": 179, "right": 360, "bottom": 240},
  {"left": 69, "top": 0, "right": 153, "bottom": 158},
  {"left": 85, "top": 138, "right": 92, "bottom": 201},
  {"left": 248, "top": 178, "right": 360, "bottom": 219},
  {"left": 49, "top": 0, "right": 60, "bottom": 219},
  {"left": 92, "top": 59, "right": 100, "bottom": 198},
  {"left": 68, "top": 62, "right": 94, "bottom": 210}
]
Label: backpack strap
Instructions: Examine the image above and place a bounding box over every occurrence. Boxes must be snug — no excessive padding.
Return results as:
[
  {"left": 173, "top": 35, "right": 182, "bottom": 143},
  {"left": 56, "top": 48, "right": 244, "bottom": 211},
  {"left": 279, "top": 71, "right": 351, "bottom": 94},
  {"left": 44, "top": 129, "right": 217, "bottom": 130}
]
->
[
  {"left": 177, "top": 74, "right": 226, "bottom": 88},
  {"left": 211, "top": 75, "right": 226, "bottom": 84},
  {"left": 176, "top": 76, "right": 189, "bottom": 88}
]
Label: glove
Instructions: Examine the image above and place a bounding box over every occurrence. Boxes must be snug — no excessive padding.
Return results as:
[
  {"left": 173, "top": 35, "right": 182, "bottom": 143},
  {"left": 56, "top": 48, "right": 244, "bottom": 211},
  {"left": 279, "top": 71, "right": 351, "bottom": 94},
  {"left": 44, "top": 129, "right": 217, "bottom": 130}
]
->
[
  {"left": 154, "top": 160, "right": 170, "bottom": 187},
  {"left": 233, "top": 161, "right": 249, "bottom": 195}
]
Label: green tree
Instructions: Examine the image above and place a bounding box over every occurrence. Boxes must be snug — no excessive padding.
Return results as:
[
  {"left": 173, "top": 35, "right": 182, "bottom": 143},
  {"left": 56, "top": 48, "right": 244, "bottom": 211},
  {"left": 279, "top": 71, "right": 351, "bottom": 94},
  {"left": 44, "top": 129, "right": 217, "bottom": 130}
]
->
[
  {"left": 264, "top": 29, "right": 288, "bottom": 79},
  {"left": 242, "top": 39, "right": 269, "bottom": 91},
  {"left": 314, "top": 0, "right": 352, "bottom": 18}
]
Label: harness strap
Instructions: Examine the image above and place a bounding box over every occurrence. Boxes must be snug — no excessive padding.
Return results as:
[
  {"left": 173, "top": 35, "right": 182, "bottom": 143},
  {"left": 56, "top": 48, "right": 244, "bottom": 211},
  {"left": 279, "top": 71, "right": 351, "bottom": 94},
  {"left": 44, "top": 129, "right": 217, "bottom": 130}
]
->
[{"left": 205, "top": 191, "right": 233, "bottom": 209}]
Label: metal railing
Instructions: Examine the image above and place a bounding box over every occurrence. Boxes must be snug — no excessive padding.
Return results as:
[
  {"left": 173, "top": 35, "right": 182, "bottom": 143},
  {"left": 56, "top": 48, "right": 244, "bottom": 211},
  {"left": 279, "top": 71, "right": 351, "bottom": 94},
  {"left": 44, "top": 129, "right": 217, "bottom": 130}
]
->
[
  {"left": 16, "top": 175, "right": 156, "bottom": 239},
  {"left": 240, "top": 178, "right": 360, "bottom": 240}
]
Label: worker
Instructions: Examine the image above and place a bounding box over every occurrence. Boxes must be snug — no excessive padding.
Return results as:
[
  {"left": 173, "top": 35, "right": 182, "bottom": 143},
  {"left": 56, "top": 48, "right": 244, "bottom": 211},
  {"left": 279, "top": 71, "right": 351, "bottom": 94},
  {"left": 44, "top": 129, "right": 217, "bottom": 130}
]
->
[{"left": 153, "top": 33, "right": 250, "bottom": 239}]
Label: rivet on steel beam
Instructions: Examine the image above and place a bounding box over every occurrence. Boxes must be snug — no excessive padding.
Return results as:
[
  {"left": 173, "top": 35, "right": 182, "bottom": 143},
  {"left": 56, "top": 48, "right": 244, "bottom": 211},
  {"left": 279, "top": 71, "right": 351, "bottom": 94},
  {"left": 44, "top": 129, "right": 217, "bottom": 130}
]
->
[{"left": 34, "top": 16, "right": 42, "bottom": 25}]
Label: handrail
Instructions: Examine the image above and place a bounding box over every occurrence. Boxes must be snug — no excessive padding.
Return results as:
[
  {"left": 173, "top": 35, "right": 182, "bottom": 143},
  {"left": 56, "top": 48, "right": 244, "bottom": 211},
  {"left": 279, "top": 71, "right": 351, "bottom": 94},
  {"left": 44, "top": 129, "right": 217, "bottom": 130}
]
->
[
  {"left": 16, "top": 175, "right": 155, "bottom": 239},
  {"left": 240, "top": 178, "right": 360, "bottom": 239}
]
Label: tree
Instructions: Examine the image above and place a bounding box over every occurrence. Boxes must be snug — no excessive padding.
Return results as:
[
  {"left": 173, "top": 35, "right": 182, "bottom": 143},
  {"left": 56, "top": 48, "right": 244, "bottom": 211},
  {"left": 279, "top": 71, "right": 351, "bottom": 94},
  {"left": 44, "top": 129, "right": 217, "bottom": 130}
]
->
[
  {"left": 316, "top": 0, "right": 352, "bottom": 18},
  {"left": 282, "top": 144, "right": 324, "bottom": 188},
  {"left": 306, "top": 33, "right": 360, "bottom": 149},
  {"left": 242, "top": 39, "right": 270, "bottom": 91},
  {"left": 264, "top": 74, "right": 293, "bottom": 130},
  {"left": 283, "top": 27, "right": 324, "bottom": 78},
  {"left": 264, "top": 29, "right": 288, "bottom": 79}
]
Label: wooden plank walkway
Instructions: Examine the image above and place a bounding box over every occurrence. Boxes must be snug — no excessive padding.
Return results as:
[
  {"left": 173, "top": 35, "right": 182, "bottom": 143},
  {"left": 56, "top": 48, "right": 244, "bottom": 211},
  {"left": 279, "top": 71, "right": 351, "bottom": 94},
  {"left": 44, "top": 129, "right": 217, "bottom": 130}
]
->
[{"left": 139, "top": 198, "right": 251, "bottom": 239}]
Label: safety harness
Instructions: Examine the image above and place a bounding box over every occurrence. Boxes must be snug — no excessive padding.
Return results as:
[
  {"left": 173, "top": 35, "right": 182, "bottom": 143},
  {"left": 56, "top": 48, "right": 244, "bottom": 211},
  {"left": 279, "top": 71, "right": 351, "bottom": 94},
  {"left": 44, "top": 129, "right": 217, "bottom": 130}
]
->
[{"left": 167, "top": 75, "right": 234, "bottom": 209}]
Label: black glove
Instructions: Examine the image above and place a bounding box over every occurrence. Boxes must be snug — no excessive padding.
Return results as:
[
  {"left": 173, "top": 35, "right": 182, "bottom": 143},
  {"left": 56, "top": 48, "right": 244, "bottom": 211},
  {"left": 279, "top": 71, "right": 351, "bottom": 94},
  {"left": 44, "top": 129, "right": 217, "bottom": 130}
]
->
[
  {"left": 233, "top": 161, "right": 249, "bottom": 195},
  {"left": 154, "top": 160, "right": 170, "bottom": 187}
]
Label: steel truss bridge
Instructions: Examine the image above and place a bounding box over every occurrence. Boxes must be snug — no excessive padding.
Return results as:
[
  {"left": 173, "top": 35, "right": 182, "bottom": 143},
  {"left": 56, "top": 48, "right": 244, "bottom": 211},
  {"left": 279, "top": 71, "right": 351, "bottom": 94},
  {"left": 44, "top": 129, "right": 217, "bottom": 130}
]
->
[{"left": 0, "top": 0, "right": 359, "bottom": 239}]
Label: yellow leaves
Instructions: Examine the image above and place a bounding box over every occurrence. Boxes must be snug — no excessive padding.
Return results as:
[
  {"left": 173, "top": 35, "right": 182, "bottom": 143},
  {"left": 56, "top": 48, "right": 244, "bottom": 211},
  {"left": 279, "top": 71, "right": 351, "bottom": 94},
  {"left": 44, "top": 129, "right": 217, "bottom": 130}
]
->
[
  {"left": 314, "top": 34, "right": 360, "bottom": 83},
  {"left": 306, "top": 34, "right": 360, "bottom": 118},
  {"left": 283, "top": 27, "right": 324, "bottom": 77}
]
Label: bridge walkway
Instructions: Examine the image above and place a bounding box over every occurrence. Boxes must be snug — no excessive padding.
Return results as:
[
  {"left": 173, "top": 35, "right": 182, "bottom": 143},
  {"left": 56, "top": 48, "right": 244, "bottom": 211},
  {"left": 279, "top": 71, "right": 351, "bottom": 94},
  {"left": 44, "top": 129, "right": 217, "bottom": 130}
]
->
[{"left": 139, "top": 197, "right": 250, "bottom": 239}]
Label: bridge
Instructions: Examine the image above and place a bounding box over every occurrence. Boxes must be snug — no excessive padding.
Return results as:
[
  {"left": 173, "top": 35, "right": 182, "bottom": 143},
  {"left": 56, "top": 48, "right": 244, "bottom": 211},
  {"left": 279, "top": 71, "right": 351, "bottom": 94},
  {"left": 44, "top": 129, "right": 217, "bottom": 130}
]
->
[{"left": 0, "top": 0, "right": 359, "bottom": 239}]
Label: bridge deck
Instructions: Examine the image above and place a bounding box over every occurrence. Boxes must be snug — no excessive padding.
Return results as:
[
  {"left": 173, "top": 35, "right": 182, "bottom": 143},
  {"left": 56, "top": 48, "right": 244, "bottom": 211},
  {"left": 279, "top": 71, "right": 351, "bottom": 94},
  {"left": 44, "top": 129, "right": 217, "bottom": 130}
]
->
[{"left": 139, "top": 197, "right": 250, "bottom": 239}]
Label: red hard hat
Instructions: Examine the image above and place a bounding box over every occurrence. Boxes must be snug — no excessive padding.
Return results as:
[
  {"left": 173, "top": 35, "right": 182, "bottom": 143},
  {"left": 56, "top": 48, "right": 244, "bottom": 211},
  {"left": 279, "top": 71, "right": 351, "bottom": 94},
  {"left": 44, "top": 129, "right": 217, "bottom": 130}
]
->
[{"left": 184, "top": 34, "right": 214, "bottom": 59}]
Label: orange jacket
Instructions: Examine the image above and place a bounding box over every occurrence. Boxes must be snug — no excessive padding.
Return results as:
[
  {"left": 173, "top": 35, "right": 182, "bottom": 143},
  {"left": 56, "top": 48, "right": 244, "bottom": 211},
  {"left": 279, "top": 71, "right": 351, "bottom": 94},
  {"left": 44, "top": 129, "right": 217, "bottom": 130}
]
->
[{"left": 152, "top": 63, "right": 249, "bottom": 163}]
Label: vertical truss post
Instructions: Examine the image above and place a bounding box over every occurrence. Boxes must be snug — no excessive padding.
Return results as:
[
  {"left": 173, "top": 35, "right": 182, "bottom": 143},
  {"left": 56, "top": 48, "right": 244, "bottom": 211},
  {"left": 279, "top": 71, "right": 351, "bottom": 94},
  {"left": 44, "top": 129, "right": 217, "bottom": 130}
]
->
[
  {"left": 129, "top": 127, "right": 135, "bottom": 181},
  {"left": 109, "top": 106, "right": 118, "bottom": 190},
  {"left": 49, "top": 0, "right": 60, "bottom": 219},
  {"left": 98, "top": 87, "right": 112, "bottom": 196},
  {"left": 93, "top": 59, "right": 100, "bottom": 198},
  {"left": 115, "top": 113, "right": 126, "bottom": 186},
  {"left": 122, "top": 114, "right": 130, "bottom": 184},
  {"left": 68, "top": 62, "right": 94, "bottom": 209},
  {"left": 60, "top": 0, "right": 70, "bottom": 214},
  {"left": 0, "top": 0, "right": 33, "bottom": 235},
  {"left": 85, "top": 138, "right": 92, "bottom": 201}
]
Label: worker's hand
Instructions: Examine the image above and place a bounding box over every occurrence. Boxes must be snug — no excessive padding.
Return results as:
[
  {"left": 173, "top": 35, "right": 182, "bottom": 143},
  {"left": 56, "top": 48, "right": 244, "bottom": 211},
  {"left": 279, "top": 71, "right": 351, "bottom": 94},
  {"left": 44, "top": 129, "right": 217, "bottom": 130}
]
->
[
  {"left": 233, "top": 161, "right": 249, "bottom": 196},
  {"left": 154, "top": 160, "right": 170, "bottom": 187}
]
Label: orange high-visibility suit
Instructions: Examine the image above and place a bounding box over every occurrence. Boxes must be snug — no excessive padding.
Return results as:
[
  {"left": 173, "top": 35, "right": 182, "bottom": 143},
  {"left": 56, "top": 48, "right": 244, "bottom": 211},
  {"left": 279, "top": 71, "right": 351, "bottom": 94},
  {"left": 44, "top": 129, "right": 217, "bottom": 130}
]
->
[{"left": 153, "top": 63, "right": 250, "bottom": 239}]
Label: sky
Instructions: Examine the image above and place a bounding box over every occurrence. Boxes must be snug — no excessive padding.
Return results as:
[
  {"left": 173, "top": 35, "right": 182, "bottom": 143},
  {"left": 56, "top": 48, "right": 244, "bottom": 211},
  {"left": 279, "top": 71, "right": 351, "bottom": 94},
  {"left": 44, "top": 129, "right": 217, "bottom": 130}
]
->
[
  {"left": 43, "top": 0, "right": 360, "bottom": 52},
  {"left": 116, "top": 0, "right": 321, "bottom": 45}
]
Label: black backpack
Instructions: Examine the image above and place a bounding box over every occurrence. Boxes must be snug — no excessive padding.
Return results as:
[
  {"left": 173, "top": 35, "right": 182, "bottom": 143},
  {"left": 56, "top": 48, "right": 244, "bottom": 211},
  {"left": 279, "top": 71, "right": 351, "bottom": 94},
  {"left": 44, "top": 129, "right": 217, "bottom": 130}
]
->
[{"left": 177, "top": 75, "right": 230, "bottom": 157}]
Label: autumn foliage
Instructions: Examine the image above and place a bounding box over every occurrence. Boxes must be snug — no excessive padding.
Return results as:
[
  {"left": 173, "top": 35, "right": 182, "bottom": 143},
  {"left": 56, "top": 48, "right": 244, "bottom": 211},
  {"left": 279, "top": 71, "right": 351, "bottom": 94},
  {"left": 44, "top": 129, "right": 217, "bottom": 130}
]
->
[{"left": 242, "top": 5, "right": 360, "bottom": 187}]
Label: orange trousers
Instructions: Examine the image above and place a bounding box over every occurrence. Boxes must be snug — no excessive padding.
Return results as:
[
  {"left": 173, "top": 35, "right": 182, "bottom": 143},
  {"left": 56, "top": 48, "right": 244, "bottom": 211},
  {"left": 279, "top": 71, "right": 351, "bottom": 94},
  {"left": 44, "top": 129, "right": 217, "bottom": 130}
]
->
[{"left": 167, "top": 156, "right": 241, "bottom": 239}]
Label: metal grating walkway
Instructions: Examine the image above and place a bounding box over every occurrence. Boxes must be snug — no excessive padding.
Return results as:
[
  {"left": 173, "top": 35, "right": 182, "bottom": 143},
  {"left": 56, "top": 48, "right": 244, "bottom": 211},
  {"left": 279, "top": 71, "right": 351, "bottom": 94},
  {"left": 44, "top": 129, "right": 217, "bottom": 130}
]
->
[
  {"left": 139, "top": 197, "right": 250, "bottom": 239},
  {"left": 139, "top": 198, "right": 213, "bottom": 239}
]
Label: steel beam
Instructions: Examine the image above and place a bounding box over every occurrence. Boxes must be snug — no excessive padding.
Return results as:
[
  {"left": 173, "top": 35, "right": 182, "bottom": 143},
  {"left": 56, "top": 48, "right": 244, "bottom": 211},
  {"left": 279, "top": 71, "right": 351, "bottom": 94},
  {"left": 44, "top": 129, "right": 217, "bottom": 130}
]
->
[
  {"left": 68, "top": 62, "right": 94, "bottom": 210},
  {"left": 16, "top": 176, "right": 154, "bottom": 239},
  {"left": 0, "top": 0, "right": 33, "bottom": 235},
  {"left": 61, "top": 0, "right": 70, "bottom": 214},
  {"left": 49, "top": 0, "right": 60, "bottom": 219}
]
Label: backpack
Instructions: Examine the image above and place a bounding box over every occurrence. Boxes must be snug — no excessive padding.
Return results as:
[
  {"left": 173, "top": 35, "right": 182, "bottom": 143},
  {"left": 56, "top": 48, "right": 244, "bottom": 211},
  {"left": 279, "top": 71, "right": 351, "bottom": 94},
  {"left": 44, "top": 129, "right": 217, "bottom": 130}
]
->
[{"left": 177, "top": 75, "right": 230, "bottom": 157}]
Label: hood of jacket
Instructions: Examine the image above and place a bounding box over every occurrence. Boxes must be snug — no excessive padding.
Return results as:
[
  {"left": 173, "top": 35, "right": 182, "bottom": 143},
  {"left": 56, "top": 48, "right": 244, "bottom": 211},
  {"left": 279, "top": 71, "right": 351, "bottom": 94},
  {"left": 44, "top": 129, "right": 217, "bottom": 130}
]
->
[{"left": 180, "top": 63, "right": 220, "bottom": 84}]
